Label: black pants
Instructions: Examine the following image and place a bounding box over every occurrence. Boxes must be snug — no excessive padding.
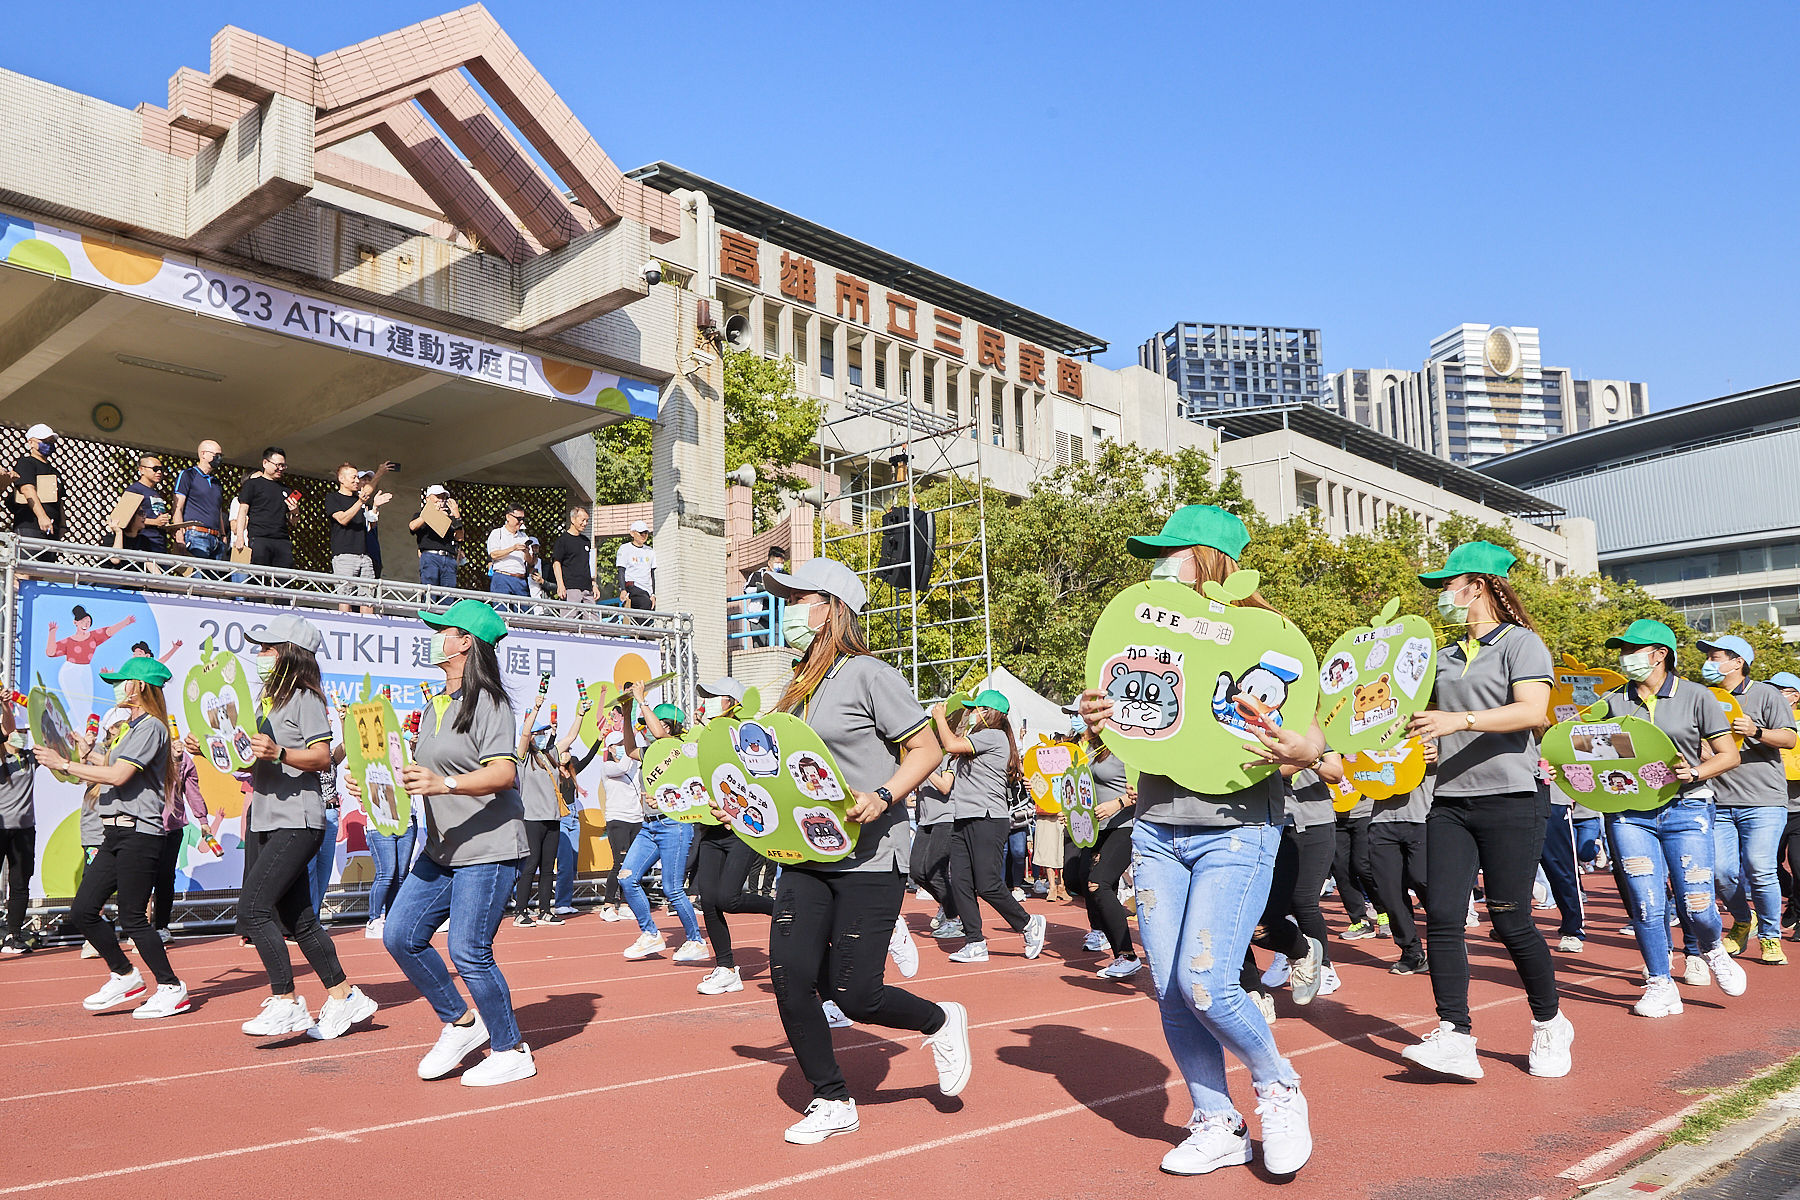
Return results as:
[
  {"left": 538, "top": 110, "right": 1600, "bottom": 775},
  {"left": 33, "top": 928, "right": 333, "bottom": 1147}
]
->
[
  {"left": 1425, "top": 792, "right": 1558, "bottom": 1032},
  {"left": 1, "top": 827, "right": 34, "bottom": 939},
  {"left": 1250, "top": 822, "right": 1333, "bottom": 967},
  {"left": 908, "top": 821, "right": 957, "bottom": 918},
  {"left": 1539, "top": 802, "right": 1585, "bottom": 939},
  {"left": 516, "top": 820, "right": 558, "bottom": 912},
  {"left": 622, "top": 584, "right": 653, "bottom": 610},
  {"left": 152, "top": 827, "right": 185, "bottom": 931},
  {"left": 72, "top": 827, "right": 179, "bottom": 986},
  {"left": 249, "top": 537, "right": 294, "bottom": 569},
  {"left": 1333, "top": 813, "right": 1380, "bottom": 922},
  {"left": 237, "top": 828, "right": 346, "bottom": 996},
  {"left": 604, "top": 820, "right": 640, "bottom": 905},
  {"left": 1072, "top": 823, "right": 1135, "bottom": 956},
  {"left": 1777, "top": 812, "right": 1800, "bottom": 919},
  {"left": 770, "top": 867, "right": 945, "bottom": 1102},
  {"left": 694, "top": 824, "right": 775, "bottom": 970},
  {"left": 949, "top": 816, "right": 1029, "bottom": 943},
  {"left": 1368, "top": 820, "right": 1428, "bottom": 952}
]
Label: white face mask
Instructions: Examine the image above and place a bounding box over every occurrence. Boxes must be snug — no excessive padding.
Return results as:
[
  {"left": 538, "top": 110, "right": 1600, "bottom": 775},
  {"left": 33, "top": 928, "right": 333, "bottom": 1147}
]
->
[
  {"left": 783, "top": 603, "right": 816, "bottom": 652},
  {"left": 255, "top": 654, "right": 277, "bottom": 680},
  {"left": 1149, "top": 553, "right": 1192, "bottom": 584},
  {"left": 112, "top": 681, "right": 134, "bottom": 705},
  {"left": 1619, "top": 650, "right": 1657, "bottom": 682},
  {"left": 428, "top": 631, "right": 458, "bottom": 665}
]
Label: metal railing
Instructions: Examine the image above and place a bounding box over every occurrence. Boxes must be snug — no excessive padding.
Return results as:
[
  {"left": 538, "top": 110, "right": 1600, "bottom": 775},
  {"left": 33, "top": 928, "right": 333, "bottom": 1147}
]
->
[{"left": 727, "top": 589, "right": 781, "bottom": 647}]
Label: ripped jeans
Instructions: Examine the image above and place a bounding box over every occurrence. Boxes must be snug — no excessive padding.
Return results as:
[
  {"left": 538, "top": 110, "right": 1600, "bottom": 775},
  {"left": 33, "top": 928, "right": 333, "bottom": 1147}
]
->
[
  {"left": 1131, "top": 819, "right": 1298, "bottom": 1121},
  {"left": 1606, "top": 795, "right": 1723, "bottom": 981}
]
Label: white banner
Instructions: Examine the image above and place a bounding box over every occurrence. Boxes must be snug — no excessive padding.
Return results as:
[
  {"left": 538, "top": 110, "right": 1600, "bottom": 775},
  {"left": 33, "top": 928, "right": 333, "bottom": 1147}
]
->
[{"left": 18, "top": 581, "right": 663, "bottom": 900}]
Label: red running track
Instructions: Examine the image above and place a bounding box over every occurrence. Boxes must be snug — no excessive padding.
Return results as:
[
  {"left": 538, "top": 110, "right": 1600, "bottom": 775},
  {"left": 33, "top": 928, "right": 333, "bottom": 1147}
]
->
[{"left": 4, "top": 886, "right": 1798, "bottom": 1200}]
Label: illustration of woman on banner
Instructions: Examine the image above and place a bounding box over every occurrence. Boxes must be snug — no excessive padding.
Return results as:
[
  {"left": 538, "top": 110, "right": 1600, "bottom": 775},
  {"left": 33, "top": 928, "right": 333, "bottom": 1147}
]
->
[{"left": 46, "top": 605, "right": 136, "bottom": 714}]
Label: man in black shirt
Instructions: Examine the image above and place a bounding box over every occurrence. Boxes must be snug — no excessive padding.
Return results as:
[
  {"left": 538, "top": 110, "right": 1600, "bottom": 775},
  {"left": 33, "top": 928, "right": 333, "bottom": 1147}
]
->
[
  {"left": 744, "top": 546, "right": 788, "bottom": 646},
  {"left": 10, "top": 423, "right": 62, "bottom": 542},
  {"left": 409, "top": 484, "right": 464, "bottom": 598},
  {"left": 550, "top": 506, "right": 594, "bottom": 604},
  {"left": 233, "top": 446, "right": 297, "bottom": 569},
  {"left": 121, "top": 454, "right": 173, "bottom": 556},
  {"left": 326, "top": 463, "right": 378, "bottom": 613}
]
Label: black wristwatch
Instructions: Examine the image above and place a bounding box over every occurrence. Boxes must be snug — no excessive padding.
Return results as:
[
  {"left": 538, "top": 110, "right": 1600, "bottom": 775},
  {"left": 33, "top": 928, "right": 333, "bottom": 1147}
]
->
[
  {"left": 1754, "top": 726, "right": 1765, "bottom": 741},
  {"left": 874, "top": 786, "right": 894, "bottom": 807}
]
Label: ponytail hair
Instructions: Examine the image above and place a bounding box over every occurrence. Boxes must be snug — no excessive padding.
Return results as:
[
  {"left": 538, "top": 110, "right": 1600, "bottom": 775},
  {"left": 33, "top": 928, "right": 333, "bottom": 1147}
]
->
[{"left": 1477, "top": 574, "right": 1538, "bottom": 634}]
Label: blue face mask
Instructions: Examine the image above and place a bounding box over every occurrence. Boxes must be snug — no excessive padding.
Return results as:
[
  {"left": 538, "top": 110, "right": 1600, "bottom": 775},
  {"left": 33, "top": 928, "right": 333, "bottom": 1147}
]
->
[{"left": 1701, "top": 660, "right": 1726, "bottom": 685}]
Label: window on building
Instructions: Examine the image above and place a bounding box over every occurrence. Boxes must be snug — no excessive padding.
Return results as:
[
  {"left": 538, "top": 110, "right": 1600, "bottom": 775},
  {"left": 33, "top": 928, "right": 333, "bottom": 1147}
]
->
[
  {"left": 874, "top": 356, "right": 886, "bottom": 391},
  {"left": 923, "top": 371, "right": 934, "bottom": 406},
  {"left": 819, "top": 333, "right": 834, "bottom": 378},
  {"left": 848, "top": 345, "right": 863, "bottom": 388},
  {"left": 947, "top": 380, "right": 958, "bottom": 421},
  {"left": 1296, "top": 477, "right": 1319, "bottom": 510},
  {"left": 764, "top": 315, "right": 780, "bottom": 357},
  {"left": 792, "top": 326, "right": 808, "bottom": 364}
]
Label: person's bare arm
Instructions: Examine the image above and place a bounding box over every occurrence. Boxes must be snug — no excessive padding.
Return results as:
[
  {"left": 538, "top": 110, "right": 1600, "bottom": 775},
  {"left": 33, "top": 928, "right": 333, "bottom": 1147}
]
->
[
  {"left": 930, "top": 705, "right": 975, "bottom": 756},
  {"left": 1411, "top": 680, "right": 1553, "bottom": 740},
  {"left": 331, "top": 495, "right": 365, "bottom": 526},
  {"left": 844, "top": 724, "right": 943, "bottom": 822}
]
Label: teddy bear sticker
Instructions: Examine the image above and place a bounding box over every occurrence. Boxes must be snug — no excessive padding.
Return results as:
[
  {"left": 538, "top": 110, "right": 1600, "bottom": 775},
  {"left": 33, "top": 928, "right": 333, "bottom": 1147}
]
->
[{"left": 1348, "top": 673, "right": 1398, "bottom": 735}]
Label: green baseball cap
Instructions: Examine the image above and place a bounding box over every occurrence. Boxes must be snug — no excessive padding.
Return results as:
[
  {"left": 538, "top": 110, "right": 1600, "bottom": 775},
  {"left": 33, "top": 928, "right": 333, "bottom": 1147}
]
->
[
  {"left": 653, "top": 703, "right": 686, "bottom": 724},
  {"left": 969, "top": 689, "right": 1010, "bottom": 714},
  {"left": 418, "top": 598, "right": 508, "bottom": 645},
  {"left": 99, "top": 656, "right": 172, "bottom": 688},
  {"left": 1127, "top": 504, "right": 1250, "bottom": 561},
  {"left": 1418, "top": 540, "right": 1518, "bottom": 583},
  {"left": 1605, "top": 618, "right": 1679, "bottom": 656}
]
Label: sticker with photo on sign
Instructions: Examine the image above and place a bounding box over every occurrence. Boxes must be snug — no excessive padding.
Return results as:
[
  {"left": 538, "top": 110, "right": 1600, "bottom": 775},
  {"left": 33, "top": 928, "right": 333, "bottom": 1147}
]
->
[{"left": 787, "top": 751, "right": 845, "bottom": 804}]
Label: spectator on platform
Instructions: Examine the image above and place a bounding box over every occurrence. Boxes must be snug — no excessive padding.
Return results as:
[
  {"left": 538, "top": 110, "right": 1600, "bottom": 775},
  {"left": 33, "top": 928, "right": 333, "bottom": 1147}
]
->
[
  {"left": 411, "top": 485, "right": 464, "bottom": 596},
  {"left": 173, "top": 441, "right": 227, "bottom": 560},
  {"left": 744, "top": 546, "right": 788, "bottom": 597},
  {"left": 11, "top": 423, "right": 63, "bottom": 542},
  {"left": 550, "top": 507, "right": 593, "bottom": 604},
  {"left": 617, "top": 520, "right": 656, "bottom": 610},
  {"left": 234, "top": 447, "right": 297, "bottom": 569},
  {"left": 327, "top": 464, "right": 381, "bottom": 614},
  {"left": 358, "top": 470, "right": 387, "bottom": 577},
  {"left": 486, "top": 506, "right": 535, "bottom": 600},
  {"left": 121, "top": 455, "right": 173, "bottom": 557}
]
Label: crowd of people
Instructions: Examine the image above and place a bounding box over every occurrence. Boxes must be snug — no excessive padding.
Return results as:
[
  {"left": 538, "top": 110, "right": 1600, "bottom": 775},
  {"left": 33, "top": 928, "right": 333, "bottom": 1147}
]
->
[{"left": 4, "top": 504, "right": 1800, "bottom": 1180}]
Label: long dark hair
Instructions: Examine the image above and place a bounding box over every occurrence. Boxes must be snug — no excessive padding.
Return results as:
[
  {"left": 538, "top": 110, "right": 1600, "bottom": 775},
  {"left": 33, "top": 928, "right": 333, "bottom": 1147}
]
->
[
  {"left": 263, "top": 643, "right": 326, "bottom": 712},
  {"left": 1469, "top": 574, "right": 1538, "bottom": 633},
  {"left": 456, "top": 635, "right": 512, "bottom": 734},
  {"left": 973, "top": 706, "right": 1022, "bottom": 785}
]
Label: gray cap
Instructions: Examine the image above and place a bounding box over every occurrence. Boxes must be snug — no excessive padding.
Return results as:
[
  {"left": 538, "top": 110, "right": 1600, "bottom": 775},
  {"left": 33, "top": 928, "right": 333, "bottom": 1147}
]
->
[
  {"left": 763, "top": 558, "right": 868, "bottom": 614},
  {"left": 698, "top": 677, "right": 746, "bottom": 703},
  {"left": 244, "top": 613, "right": 324, "bottom": 654}
]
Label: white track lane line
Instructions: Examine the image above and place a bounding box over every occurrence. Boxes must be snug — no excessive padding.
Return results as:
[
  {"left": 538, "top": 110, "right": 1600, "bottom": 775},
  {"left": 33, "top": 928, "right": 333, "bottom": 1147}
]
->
[{"left": 1554, "top": 1104, "right": 1702, "bottom": 1180}]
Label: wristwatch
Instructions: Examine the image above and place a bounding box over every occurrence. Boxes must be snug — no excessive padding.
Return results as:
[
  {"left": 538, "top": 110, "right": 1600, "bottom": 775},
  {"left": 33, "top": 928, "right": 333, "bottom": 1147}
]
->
[
  {"left": 874, "top": 786, "right": 894, "bottom": 807},
  {"left": 1464, "top": 712, "right": 1477, "bottom": 730},
  {"left": 445, "top": 775, "right": 461, "bottom": 793},
  {"left": 1754, "top": 726, "right": 1765, "bottom": 741}
]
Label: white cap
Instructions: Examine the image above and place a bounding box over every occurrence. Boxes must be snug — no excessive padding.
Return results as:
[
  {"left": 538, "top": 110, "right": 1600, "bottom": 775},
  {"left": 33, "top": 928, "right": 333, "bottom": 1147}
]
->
[
  {"left": 764, "top": 558, "right": 869, "bottom": 614},
  {"left": 25, "top": 423, "right": 54, "bottom": 440},
  {"left": 629, "top": 520, "right": 651, "bottom": 534},
  {"left": 425, "top": 484, "right": 449, "bottom": 496}
]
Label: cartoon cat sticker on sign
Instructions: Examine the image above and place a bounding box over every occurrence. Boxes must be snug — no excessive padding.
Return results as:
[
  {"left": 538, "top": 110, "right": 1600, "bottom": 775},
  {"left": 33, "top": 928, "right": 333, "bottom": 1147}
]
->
[
  {"left": 1542, "top": 708, "right": 1680, "bottom": 812},
  {"left": 1317, "top": 598, "right": 1436, "bottom": 754},
  {"left": 696, "top": 710, "right": 860, "bottom": 864},
  {"left": 180, "top": 637, "right": 257, "bottom": 774},
  {"left": 1085, "top": 573, "right": 1319, "bottom": 793}
]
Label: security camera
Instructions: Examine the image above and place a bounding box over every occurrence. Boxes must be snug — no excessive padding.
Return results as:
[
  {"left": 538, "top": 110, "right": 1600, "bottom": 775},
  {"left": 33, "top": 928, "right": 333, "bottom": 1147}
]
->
[{"left": 641, "top": 260, "right": 663, "bottom": 287}]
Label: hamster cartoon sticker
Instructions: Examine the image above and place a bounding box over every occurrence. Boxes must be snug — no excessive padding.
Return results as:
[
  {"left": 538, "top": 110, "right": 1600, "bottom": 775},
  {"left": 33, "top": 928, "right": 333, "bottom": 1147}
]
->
[
  {"left": 736, "top": 722, "right": 781, "bottom": 777},
  {"left": 796, "top": 806, "right": 851, "bottom": 856},
  {"left": 787, "top": 751, "right": 845, "bottom": 803},
  {"left": 1349, "top": 673, "right": 1398, "bottom": 734},
  {"left": 1560, "top": 763, "right": 1596, "bottom": 793},
  {"left": 1212, "top": 651, "right": 1304, "bottom": 739},
  {"left": 1321, "top": 652, "right": 1357, "bottom": 694},
  {"left": 1103, "top": 660, "right": 1184, "bottom": 737},
  {"left": 1637, "top": 760, "right": 1676, "bottom": 789}
]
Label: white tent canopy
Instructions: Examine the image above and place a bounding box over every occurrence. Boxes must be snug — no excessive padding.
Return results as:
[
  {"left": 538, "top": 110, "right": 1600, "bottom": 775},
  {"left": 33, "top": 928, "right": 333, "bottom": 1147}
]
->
[{"left": 974, "top": 665, "right": 1071, "bottom": 740}]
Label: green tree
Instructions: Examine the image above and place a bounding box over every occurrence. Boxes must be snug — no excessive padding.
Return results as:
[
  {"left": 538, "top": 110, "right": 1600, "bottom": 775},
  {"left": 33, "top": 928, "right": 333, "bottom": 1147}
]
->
[
  {"left": 593, "top": 419, "right": 651, "bottom": 506},
  {"left": 723, "top": 347, "right": 823, "bottom": 529}
]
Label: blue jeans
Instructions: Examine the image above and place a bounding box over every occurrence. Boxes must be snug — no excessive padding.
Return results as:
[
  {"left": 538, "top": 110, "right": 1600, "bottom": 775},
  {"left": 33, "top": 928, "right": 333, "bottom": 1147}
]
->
[
  {"left": 1607, "top": 797, "right": 1723, "bottom": 980},
  {"left": 554, "top": 814, "right": 580, "bottom": 908},
  {"left": 1715, "top": 806, "right": 1786, "bottom": 940},
  {"left": 619, "top": 818, "right": 702, "bottom": 941},
  {"left": 1573, "top": 817, "right": 1603, "bottom": 864},
  {"left": 383, "top": 853, "right": 525, "bottom": 1052},
  {"left": 1131, "top": 819, "right": 1298, "bottom": 1120},
  {"left": 308, "top": 807, "right": 341, "bottom": 912},
  {"left": 366, "top": 823, "right": 417, "bottom": 921},
  {"left": 184, "top": 529, "right": 227, "bottom": 560},
  {"left": 489, "top": 572, "right": 529, "bottom": 596},
  {"left": 1006, "top": 827, "right": 1028, "bottom": 889},
  {"left": 420, "top": 552, "right": 459, "bottom": 594}
]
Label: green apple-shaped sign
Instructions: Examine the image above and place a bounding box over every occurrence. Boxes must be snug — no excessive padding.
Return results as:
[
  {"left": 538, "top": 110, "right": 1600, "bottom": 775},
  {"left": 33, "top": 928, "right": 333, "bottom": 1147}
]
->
[
  {"left": 641, "top": 731, "right": 718, "bottom": 825},
  {"left": 696, "top": 711, "right": 859, "bottom": 864},
  {"left": 1542, "top": 709, "right": 1679, "bottom": 812},
  {"left": 27, "top": 678, "right": 78, "bottom": 783},
  {"left": 343, "top": 673, "right": 413, "bottom": 836},
  {"left": 1062, "top": 755, "right": 1100, "bottom": 850},
  {"left": 1084, "top": 573, "right": 1320, "bottom": 794},
  {"left": 1317, "top": 597, "right": 1438, "bottom": 754},
  {"left": 180, "top": 637, "right": 256, "bottom": 773}
]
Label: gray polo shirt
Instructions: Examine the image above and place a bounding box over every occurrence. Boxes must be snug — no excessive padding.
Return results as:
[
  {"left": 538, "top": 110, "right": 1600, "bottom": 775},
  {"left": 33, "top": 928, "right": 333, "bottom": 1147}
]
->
[
  {"left": 1286, "top": 769, "right": 1336, "bottom": 830},
  {"left": 951, "top": 728, "right": 1014, "bottom": 820},
  {"left": 519, "top": 754, "right": 561, "bottom": 821},
  {"left": 1599, "top": 676, "right": 1728, "bottom": 800},
  {"left": 793, "top": 654, "right": 931, "bottom": 874},
  {"left": 96, "top": 715, "right": 169, "bottom": 836},
  {"left": 248, "top": 691, "right": 332, "bottom": 832},
  {"left": 1432, "top": 623, "right": 1555, "bottom": 798},
  {"left": 914, "top": 769, "right": 953, "bottom": 826},
  {"left": 1712, "top": 680, "right": 1796, "bottom": 809},
  {"left": 1137, "top": 769, "right": 1283, "bottom": 829},
  {"left": 1372, "top": 771, "right": 1434, "bottom": 824},
  {"left": 417, "top": 690, "right": 528, "bottom": 867},
  {"left": 0, "top": 750, "right": 33, "bottom": 829},
  {"left": 1091, "top": 751, "right": 1134, "bottom": 833}
]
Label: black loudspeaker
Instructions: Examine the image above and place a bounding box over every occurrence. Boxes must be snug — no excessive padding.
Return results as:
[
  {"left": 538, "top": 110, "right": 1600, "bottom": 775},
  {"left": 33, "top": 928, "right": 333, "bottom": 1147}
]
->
[{"left": 874, "top": 506, "right": 935, "bottom": 591}]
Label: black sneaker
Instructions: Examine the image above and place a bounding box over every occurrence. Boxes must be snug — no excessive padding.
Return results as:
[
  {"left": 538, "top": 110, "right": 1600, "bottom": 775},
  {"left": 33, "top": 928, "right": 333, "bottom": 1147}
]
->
[
  {"left": 0, "top": 935, "right": 29, "bottom": 956},
  {"left": 512, "top": 912, "right": 537, "bottom": 928},
  {"left": 536, "top": 909, "right": 565, "bottom": 926},
  {"left": 1389, "top": 948, "right": 1428, "bottom": 975}
]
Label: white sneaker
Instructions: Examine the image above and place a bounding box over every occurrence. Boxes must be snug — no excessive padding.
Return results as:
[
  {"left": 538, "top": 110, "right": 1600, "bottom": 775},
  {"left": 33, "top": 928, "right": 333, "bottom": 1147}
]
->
[
  {"left": 364, "top": 917, "right": 385, "bottom": 940},
  {"left": 928, "top": 908, "right": 946, "bottom": 931},
  {"left": 1288, "top": 937, "right": 1325, "bottom": 1006},
  {"left": 1634, "top": 977, "right": 1683, "bottom": 1018},
  {"left": 948, "top": 941, "right": 990, "bottom": 964},
  {"left": 133, "top": 982, "right": 190, "bottom": 1020},
  {"left": 80, "top": 941, "right": 100, "bottom": 959},
  {"left": 307, "top": 986, "right": 379, "bottom": 1040},
  {"left": 158, "top": 928, "right": 174, "bottom": 945},
  {"left": 1682, "top": 955, "right": 1712, "bottom": 986},
  {"left": 622, "top": 932, "right": 667, "bottom": 960},
  {"left": 1465, "top": 899, "right": 1480, "bottom": 928},
  {"left": 241, "top": 996, "right": 313, "bottom": 1037},
  {"left": 1248, "top": 989, "right": 1277, "bottom": 1027},
  {"left": 1260, "top": 954, "right": 1291, "bottom": 988},
  {"left": 822, "top": 1000, "right": 854, "bottom": 1028},
  {"left": 672, "top": 939, "right": 710, "bottom": 964},
  {"left": 1317, "top": 964, "right": 1342, "bottom": 997},
  {"left": 1528, "top": 1012, "right": 1574, "bottom": 1078},
  {"left": 1022, "top": 914, "right": 1047, "bottom": 960},
  {"left": 930, "top": 918, "right": 965, "bottom": 940},
  {"left": 1099, "top": 956, "right": 1143, "bottom": 980},
  {"left": 1011, "top": 887, "right": 1027, "bottom": 902},
  {"left": 1557, "top": 935, "right": 1583, "bottom": 953},
  {"left": 890, "top": 917, "right": 919, "bottom": 979},
  {"left": 785, "top": 1098, "right": 859, "bottom": 1144},
  {"left": 1254, "top": 1080, "right": 1314, "bottom": 1175},
  {"left": 419, "top": 1015, "right": 490, "bottom": 1079},
  {"left": 461, "top": 1042, "right": 536, "bottom": 1087},
  {"left": 924, "top": 1000, "right": 972, "bottom": 1096},
  {"left": 1401, "top": 1021, "right": 1483, "bottom": 1080},
  {"left": 1082, "top": 929, "right": 1108, "bottom": 952},
  {"left": 697, "top": 966, "right": 744, "bottom": 995},
  {"left": 83, "top": 969, "right": 146, "bottom": 1011},
  {"left": 1533, "top": 880, "right": 1551, "bottom": 908},
  {"left": 599, "top": 906, "right": 625, "bottom": 923},
  {"left": 1705, "top": 947, "right": 1748, "bottom": 997},
  {"left": 1160, "top": 1114, "right": 1250, "bottom": 1176}
]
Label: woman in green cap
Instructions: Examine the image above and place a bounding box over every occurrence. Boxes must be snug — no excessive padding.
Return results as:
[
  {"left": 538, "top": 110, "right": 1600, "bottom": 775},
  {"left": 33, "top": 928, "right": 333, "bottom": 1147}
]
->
[
  {"left": 39, "top": 655, "right": 191, "bottom": 1019},
  {"left": 1078, "top": 503, "right": 1319, "bottom": 1179},
  {"left": 931, "top": 689, "right": 1047, "bottom": 964},
  {"left": 356, "top": 598, "right": 535, "bottom": 1087},
  {"left": 1400, "top": 541, "right": 1573, "bottom": 1081},
  {"left": 1592, "top": 619, "right": 1746, "bottom": 1014},
  {"left": 617, "top": 693, "right": 708, "bottom": 964}
]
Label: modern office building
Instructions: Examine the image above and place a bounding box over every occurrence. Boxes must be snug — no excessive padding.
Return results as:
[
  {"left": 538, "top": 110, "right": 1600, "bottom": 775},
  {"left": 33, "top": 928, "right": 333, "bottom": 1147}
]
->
[
  {"left": 1138, "top": 322, "right": 1323, "bottom": 416},
  {"left": 1480, "top": 379, "right": 1800, "bottom": 638}
]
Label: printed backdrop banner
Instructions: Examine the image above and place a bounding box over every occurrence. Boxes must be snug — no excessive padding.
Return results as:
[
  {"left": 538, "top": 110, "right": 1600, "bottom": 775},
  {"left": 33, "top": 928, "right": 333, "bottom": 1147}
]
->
[
  {"left": 0, "top": 210, "right": 658, "bottom": 418},
  {"left": 19, "top": 581, "right": 663, "bottom": 900}
]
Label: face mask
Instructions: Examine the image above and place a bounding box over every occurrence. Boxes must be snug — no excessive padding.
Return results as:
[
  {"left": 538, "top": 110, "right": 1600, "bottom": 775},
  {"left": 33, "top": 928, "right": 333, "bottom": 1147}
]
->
[
  {"left": 113, "top": 681, "right": 134, "bottom": 705},
  {"left": 1068, "top": 713, "right": 1085, "bottom": 734},
  {"left": 1620, "top": 651, "right": 1656, "bottom": 682},
  {"left": 1149, "top": 554, "right": 1190, "bottom": 584},
  {"left": 1701, "top": 660, "right": 1726, "bottom": 685},
  {"left": 428, "top": 631, "right": 457, "bottom": 665},
  {"left": 1436, "top": 588, "right": 1471, "bottom": 624},
  {"left": 255, "top": 655, "right": 277, "bottom": 680},
  {"left": 38, "top": 440, "right": 55, "bottom": 456},
  {"left": 782, "top": 603, "right": 816, "bottom": 652},
  {"left": 6, "top": 731, "right": 27, "bottom": 751}
]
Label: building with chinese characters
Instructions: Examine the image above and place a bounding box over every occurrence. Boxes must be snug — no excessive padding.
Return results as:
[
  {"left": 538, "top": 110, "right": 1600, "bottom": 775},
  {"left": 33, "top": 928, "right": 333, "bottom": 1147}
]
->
[{"left": 1138, "top": 322, "right": 1324, "bottom": 416}]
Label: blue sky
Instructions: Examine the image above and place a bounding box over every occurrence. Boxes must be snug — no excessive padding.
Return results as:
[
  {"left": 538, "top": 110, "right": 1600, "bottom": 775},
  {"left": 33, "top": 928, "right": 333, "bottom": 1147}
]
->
[{"left": 11, "top": 2, "right": 1797, "bottom": 408}]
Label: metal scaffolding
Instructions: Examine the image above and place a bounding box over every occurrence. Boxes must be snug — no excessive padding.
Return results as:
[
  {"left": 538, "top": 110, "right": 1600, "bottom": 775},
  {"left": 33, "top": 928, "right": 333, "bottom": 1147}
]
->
[{"left": 817, "top": 389, "right": 994, "bottom": 703}]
